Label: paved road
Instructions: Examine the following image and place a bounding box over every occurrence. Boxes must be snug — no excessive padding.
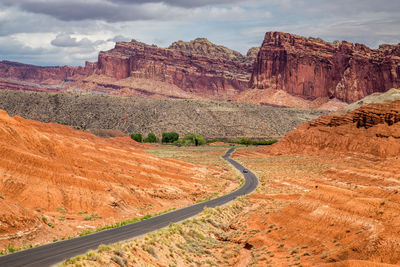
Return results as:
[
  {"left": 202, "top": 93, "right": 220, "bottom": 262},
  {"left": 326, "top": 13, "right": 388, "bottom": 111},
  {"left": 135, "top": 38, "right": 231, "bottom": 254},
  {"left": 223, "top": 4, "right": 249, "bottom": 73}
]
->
[{"left": 0, "top": 147, "right": 258, "bottom": 267}]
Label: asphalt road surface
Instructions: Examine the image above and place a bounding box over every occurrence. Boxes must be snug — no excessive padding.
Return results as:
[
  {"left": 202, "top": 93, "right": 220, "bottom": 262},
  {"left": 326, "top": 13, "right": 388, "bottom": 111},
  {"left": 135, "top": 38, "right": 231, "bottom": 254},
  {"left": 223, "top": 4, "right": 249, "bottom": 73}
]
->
[{"left": 0, "top": 147, "right": 258, "bottom": 267}]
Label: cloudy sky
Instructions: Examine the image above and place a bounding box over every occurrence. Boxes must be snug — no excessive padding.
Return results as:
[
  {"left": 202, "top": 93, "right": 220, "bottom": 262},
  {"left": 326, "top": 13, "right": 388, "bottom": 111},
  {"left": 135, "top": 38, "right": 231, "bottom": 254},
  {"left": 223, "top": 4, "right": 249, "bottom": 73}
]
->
[{"left": 1, "top": 0, "right": 399, "bottom": 66}]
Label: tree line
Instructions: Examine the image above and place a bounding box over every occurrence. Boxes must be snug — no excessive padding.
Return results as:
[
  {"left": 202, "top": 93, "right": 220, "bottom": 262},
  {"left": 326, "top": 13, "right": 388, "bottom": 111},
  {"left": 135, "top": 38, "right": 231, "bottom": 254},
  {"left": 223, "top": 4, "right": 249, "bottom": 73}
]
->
[
  {"left": 130, "top": 132, "right": 206, "bottom": 146},
  {"left": 130, "top": 132, "right": 277, "bottom": 146}
]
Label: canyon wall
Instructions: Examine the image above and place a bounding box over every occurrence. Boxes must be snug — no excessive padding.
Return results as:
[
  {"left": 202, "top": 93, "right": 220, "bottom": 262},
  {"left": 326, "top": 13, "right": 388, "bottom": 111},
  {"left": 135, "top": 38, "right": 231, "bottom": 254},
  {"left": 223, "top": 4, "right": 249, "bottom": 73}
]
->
[
  {"left": 96, "top": 39, "right": 253, "bottom": 98},
  {"left": 250, "top": 32, "right": 400, "bottom": 103}
]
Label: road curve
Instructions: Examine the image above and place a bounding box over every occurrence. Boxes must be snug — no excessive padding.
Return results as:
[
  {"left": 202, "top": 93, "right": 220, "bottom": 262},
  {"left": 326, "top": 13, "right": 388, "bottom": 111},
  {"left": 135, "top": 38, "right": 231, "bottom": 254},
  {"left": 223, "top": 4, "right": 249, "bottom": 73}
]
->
[{"left": 0, "top": 147, "right": 258, "bottom": 267}]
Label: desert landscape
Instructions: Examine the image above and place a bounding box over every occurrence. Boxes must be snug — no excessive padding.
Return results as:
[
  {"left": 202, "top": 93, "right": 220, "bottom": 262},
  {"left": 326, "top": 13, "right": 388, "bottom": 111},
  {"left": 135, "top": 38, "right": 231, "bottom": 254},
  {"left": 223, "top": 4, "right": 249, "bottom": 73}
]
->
[
  {"left": 58, "top": 89, "right": 400, "bottom": 267},
  {"left": 1, "top": 0, "right": 400, "bottom": 266}
]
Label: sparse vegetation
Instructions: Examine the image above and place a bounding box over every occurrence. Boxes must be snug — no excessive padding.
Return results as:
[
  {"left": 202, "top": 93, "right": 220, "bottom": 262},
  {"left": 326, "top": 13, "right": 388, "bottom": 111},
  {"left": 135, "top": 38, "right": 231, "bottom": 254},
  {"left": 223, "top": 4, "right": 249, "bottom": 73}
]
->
[
  {"left": 0, "top": 90, "right": 326, "bottom": 139},
  {"left": 83, "top": 214, "right": 102, "bottom": 221}
]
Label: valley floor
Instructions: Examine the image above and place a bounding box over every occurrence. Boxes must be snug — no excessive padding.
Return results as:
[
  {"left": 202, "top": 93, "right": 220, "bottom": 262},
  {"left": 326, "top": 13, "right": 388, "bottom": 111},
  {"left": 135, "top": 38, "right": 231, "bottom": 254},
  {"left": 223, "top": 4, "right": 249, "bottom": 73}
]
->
[{"left": 61, "top": 145, "right": 400, "bottom": 267}]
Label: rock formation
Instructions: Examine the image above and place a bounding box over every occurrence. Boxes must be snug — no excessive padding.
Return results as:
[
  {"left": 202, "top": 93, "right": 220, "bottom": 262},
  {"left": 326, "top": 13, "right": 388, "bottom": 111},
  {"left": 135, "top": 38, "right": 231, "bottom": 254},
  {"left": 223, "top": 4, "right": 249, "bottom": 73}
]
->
[
  {"left": 250, "top": 32, "right": 400, "bottom": 103},
  {"left": 246, "top": 47, "right": 260, "bottom": 61},
  {"left": 265, "top": 90, "right": 400, "bottom": 157},
  {"left": 0, "top": 60, "right": 95, "bottom": 92},
  {"left": 169, "top": 38, "right": 250, "bottom": 62},
  {"left": 96, "top": 39, "right": 253, "bottom": 99}
]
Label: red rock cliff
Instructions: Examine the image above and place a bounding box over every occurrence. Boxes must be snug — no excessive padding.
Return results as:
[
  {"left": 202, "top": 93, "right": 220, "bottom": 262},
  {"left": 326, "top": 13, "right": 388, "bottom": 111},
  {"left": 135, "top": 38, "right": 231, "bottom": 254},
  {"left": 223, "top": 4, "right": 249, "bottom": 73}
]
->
[
  {"left": 97, "top": 40, "right": 253, "bottom": 96},
  {"left": 250, "top": 32, "right": 400, "bottom": 103}
]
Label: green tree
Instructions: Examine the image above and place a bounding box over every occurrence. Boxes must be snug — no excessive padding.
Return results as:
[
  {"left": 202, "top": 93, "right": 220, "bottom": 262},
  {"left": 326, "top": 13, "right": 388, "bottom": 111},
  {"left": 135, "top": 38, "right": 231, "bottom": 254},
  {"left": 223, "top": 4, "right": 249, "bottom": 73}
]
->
[
  {"left": 240, "top": 137, "right": 250, "bottom": 146},
  {"left": 182, "top": 134, "right": 206, "bottom": 146},
  {"left": 130, "top": 133, "right": 142, "bottom": 142},
  {"left": 144, "top": 132, "right": 159, "bottom": 143},
  {"left": 162, "top": 132, "right": 179, "bottom": 143}
]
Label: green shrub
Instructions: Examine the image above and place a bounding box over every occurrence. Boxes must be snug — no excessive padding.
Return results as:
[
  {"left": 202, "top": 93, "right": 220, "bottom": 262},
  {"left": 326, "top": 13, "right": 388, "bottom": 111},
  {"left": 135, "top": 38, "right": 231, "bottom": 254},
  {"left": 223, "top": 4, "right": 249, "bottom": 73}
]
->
[
  {"left": 240, "top": 137, "right": 250, "bottom": 145},
  {"left": 144, "top": 133, "right": 159, "bottom": 143},
  {"left": 249, "top": 139, "right": 278, "bottom": 145},
  {"left": 161, "top": 132, "right": 179, "bottom": 143},
  {"left": 130, "top": 133, "right": 142, "bottom": 142},
  {"left": 181, "top": 134, "right": 206, "bottom": 146}
]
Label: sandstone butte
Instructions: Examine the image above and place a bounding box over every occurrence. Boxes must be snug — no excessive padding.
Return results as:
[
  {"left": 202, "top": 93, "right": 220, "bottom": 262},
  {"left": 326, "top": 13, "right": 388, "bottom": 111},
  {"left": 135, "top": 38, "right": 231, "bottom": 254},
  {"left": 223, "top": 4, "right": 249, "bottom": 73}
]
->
[
  {"left": 0, "top": 109, "right": 235, "bottom": 250},
  {"left": 250, "top": 32, "right": 400, "bottom": 103},
  {"left": 93, "top": 38, "right": 254, "bottom": 100}
]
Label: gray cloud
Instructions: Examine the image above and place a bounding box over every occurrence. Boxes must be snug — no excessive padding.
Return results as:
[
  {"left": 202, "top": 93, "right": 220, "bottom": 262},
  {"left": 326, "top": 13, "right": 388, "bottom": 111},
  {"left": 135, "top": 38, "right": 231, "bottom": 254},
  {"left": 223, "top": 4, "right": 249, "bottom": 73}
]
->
[
  {"left": 51, "top": 33, "right": 89, "bottom": 47},
  {"left": 107, "top": 35, "right": 131, "bottom": 42},
  {"left": 1, "top": 0, "right": 242, "bottom": 22},
  {"left": 111, "top": 0, "right": 242, "bottom": 8}
]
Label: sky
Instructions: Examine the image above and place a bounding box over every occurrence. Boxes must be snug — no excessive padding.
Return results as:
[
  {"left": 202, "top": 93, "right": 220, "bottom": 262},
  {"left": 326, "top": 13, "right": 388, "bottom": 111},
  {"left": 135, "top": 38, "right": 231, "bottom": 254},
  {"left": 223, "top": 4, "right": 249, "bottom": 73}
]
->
[{"left": 0, "top": 0, "right": 399, "bottom": 66}]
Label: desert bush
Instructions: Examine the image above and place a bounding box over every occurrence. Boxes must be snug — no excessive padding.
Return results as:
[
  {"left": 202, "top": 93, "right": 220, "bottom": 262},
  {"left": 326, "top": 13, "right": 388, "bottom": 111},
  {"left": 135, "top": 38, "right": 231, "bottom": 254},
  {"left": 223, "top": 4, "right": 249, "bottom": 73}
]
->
[
  {"left": 162, "top": 132, "right": 179, "bottom": 143},
  {"left": 130, "top": 133, "right": 142, "bottom": 142}
]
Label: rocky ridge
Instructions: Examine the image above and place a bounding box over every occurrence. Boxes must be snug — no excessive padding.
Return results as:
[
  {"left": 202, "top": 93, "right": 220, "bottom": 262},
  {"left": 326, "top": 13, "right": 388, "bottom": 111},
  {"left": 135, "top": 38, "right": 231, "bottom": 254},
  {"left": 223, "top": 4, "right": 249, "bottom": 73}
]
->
[
  {"left": 169, "top": 38, "right": 255, "bottom": 63},
  {"left": 0, "top": 60, "right": 95, "bottom": 91}
]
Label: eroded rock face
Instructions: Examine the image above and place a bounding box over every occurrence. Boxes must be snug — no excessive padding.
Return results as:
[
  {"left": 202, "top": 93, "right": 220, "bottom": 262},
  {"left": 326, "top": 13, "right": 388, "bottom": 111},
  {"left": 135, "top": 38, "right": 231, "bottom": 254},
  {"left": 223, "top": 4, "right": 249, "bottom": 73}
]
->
[
  {"left": 169, "top": 38, "right": 247, "bottom": 61},
  {"left": 246, "top": 47, "right": 260, "bottom": 61},
  {"left": 97, "top": 40, "right": 253, "bottom": 98},
  {"left": 0, "top": 60, "right": 95, "bottom": 91},
  {"left": 250, "top": 32, "right": 400, "bottom": 103},
  {"left": 266, "top": 99, "right": 400, "bottom": 157}
]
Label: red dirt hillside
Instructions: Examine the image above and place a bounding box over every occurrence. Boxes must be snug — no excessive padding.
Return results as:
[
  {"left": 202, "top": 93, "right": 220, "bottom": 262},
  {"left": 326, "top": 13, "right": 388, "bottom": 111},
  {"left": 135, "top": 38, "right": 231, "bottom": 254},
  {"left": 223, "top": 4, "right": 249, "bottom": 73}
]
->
[
  {"left": 264, "top": 97, "right": 400, "bottom": 157},
  {"left": 0, "top": 109, "right": 234, "bottom": 251}
]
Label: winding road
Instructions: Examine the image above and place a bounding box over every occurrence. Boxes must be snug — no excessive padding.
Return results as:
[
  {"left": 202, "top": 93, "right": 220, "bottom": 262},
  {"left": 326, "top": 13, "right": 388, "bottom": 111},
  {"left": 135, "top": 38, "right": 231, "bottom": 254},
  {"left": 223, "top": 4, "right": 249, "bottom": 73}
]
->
[{"left": 0, "top": 147, "right": 258, "bottom": 267}]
